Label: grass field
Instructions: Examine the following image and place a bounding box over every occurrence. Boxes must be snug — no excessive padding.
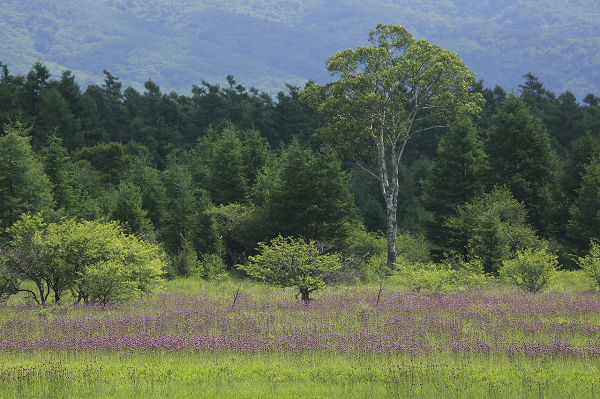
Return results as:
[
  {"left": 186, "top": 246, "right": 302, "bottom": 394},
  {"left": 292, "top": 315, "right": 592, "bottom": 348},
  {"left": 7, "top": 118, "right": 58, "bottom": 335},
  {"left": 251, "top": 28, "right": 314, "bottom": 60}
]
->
[{"left": 1, "top": 273, "right": 600, "bottom": 398}]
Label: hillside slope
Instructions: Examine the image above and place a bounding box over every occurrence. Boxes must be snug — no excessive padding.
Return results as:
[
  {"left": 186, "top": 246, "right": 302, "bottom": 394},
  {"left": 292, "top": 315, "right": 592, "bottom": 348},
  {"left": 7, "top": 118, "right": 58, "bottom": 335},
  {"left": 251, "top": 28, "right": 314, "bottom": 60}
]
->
[{"left": 1, "top": 0, "right": 598, "bottom": 98}]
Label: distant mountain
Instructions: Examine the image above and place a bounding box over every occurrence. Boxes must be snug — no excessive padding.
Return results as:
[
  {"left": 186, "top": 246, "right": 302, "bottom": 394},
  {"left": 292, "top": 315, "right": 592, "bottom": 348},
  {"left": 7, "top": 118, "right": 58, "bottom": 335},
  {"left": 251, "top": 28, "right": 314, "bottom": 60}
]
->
[{"left": 1, "top": 0, "right": 599, "bottom": 99}]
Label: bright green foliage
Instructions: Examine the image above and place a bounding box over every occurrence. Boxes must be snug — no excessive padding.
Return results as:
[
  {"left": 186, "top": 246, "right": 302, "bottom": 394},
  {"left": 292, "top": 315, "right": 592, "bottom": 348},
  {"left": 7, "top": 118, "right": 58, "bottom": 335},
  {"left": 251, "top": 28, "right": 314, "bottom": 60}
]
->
[
  {"left": 51, "top": 218, "right": 165, "bottom": 304},
  {"left": 2, "top": 214, "right": 165, "bottom": 304},
  {"left": 393, "top": 258, "right": 454, "bottom": 292},
  {"left": 342, "top": 228, "right": 387, "bottom": 281},
  {"left": 567, "top": 159, "right": 600, "bottom": 256},
  {"left": 485, "top": 94, "right": 558, "bottom": 236},
  {"left": 199, "top": 253, "right": 227, "bottom": 280},
  {"left": 576, "top": 241, "right": 600, "bottom": 289},
  {"left": 77, "top": 260, "right": 138, "bottom": 305},
  {"left": 238, "top": 235, "right": 342, "bottom": 301},
  {"left": 301, "top": 23, "right": 483, "bottom": 271},
  {"left": 2, "top": 213, "right": 52, "bottom": 303},
  {"left": 421, "top": 117, "right": 488, "bottom": 257},
  {"left": 0, "top": 120, "right": 54, "bottom": 233},
  {"left": 446, "top": 187, "right": 542, "bottom": 274},
  {"left": 396, "top": 232, "right": 431, "bottom": 265},
  {"left": 499, "top": 247, "right": 558, "bottom": 293},
  {"left": 393, "top": 255, "right": 486, "bottom": 292}
]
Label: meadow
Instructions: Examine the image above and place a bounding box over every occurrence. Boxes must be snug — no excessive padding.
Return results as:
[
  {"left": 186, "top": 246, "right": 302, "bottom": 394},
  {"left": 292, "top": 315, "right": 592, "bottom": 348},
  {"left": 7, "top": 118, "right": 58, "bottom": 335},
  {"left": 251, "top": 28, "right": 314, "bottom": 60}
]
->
[{"left": 1, "top": 274, "right": 600, "bottom": 398}]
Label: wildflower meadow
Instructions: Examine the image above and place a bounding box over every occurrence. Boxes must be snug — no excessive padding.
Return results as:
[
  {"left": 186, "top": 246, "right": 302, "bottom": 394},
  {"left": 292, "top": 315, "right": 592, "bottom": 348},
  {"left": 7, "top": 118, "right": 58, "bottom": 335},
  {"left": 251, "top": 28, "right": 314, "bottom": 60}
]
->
[{"left": 1, "top": 278, "right": 600, "bottom": 398}]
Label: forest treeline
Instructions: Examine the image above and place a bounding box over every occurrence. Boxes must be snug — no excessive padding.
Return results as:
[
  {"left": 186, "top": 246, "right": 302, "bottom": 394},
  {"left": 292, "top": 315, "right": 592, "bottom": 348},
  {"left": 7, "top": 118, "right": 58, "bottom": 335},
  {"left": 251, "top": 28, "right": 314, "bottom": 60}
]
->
[{"left": 1, "top": 60, "right": 600, "bottom": 282}]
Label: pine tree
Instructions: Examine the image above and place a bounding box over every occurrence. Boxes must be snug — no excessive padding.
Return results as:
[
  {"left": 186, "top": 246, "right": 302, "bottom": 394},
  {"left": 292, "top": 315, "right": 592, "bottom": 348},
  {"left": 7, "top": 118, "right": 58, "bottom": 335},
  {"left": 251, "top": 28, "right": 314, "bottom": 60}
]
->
[
  {"left": 162, "top": 156, "right": 221, "bottom": 261},
  {"left": 110, "top": 180, "right": 154, "bottom": 236},
  {"left": 421, "top": 118, "right": 488, "bottom": 258},
  {"left": 37, "top": 87, "right": 83, "bottom": 150},
  {"left": 485, "top": 94, "right": 558, "bottom": 237},
  {"left": 0, "top": 120, "right": 54, "bottom": 233},
  {"left": 262, "top": 141, "right": 357, "bottom": 246},
  {"left": 39, "top": 135, "right": 75, "bottom": 214}
]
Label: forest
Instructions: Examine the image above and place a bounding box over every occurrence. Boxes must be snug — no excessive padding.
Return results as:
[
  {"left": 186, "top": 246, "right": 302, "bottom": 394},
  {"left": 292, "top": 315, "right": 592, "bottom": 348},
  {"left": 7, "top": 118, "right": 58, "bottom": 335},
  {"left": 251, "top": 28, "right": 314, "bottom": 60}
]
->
[{"left": 1, "top": 55, "right": 600, "bottom": 301}]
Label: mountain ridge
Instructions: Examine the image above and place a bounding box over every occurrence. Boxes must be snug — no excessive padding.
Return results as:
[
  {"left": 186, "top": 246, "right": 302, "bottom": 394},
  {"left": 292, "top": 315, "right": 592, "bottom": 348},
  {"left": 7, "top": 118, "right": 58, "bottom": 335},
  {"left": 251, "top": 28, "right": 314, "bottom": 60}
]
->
[{"left": 1, "top": 0, "right": 598, "bottom": 99}]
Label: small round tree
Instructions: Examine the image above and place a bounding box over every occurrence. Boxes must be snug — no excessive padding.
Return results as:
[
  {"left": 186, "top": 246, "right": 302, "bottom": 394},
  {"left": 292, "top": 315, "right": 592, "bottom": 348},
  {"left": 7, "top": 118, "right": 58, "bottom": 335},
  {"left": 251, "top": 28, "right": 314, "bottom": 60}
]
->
[{"left": 238, "top": 235, "right": 341, "bottom": 301}]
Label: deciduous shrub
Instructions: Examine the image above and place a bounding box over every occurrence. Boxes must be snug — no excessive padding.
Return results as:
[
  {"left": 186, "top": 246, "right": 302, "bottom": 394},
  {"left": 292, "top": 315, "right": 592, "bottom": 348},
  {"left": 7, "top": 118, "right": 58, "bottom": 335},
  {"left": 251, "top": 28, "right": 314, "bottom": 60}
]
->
[
  {"left": 392, "top": 255, "right": 488, "bottom": 292},
  {"left": 576, "top": 241, "right": 600, "bottom": 289},
  {"left": 499, "top": 247, "right": 557, "bottom": 292},
  {"left": 1, "top": 213, "right": 166, "bottom": 304},
  {"left": 393, "top": 258, "right": 454, "bottom": 292}
]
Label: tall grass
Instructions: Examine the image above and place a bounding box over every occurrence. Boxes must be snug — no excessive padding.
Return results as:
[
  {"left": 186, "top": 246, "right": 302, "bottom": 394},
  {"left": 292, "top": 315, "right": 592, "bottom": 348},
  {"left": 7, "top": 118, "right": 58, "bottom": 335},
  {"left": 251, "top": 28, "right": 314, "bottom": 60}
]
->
[{"left": 0, "top": 272, "right": 599, "bottom": 398}]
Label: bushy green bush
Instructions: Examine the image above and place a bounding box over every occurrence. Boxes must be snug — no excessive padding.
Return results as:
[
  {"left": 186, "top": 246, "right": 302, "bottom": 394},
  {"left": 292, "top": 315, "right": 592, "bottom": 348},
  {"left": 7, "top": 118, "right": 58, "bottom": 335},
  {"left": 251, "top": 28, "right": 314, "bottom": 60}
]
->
[
  {"left": 2, "top": 213, "right": 166, "bottom": 305},
  {"left": 342, "top": 228, "right": 387, "bottom": 281},
  {"left": 441, "top": 255, "right": 489, "bottom": 289},
  {"left": 396, "top": 232, "right": 432, "bottom": 264},
  {"left": 200, "top": 253, "right": 228, "bottom": 280},
  {"left": 167, "top": 237, "right": 203, "bottom": 278},
  {"left": 392, "top": 255, "right": 488, "bottom": 292},
  {"left": 499, "top": 247, "right": 558, "bottom": 292},
  {"left": 79, "top": 260, "right": 139, "bottom": 305},
  {"left": 392, "top": 258, "right": 454, "bottom": 292},
  {"left": 576, "top": 241, "right": 600, "bottom": 289}
]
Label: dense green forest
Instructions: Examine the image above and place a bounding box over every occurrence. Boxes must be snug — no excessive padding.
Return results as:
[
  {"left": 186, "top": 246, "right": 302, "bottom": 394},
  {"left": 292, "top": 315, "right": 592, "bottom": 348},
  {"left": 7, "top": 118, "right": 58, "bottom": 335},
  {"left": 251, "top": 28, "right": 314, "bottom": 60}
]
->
[
  {"left": 1, "top": 0, "right": 599, "bottom": 98},
  {"left": 1, "top": 60, "right": 600, "bottom": 283}
]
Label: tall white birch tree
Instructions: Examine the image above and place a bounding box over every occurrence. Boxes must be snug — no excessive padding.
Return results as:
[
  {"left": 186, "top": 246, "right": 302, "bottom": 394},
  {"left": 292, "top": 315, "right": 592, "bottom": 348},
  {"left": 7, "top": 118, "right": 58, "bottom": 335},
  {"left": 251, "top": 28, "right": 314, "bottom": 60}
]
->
[{"left": 301, "top": 24, "right": 483, "bottom": 270}]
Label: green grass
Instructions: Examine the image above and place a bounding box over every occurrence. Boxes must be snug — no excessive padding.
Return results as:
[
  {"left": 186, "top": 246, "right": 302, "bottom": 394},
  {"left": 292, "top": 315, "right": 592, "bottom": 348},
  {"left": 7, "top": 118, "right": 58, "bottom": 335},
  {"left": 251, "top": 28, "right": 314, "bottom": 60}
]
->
[
  {"left": 1, "top": 351, "right": 600, "bottom": 398},
  {"left": 2, "top": 271, "right": 600, "bottom": 398}
]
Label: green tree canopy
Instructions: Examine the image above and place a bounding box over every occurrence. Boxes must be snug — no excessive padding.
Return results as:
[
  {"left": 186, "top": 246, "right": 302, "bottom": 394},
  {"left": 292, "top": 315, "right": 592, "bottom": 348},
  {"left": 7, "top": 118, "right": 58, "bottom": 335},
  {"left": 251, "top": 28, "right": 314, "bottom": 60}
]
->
[
  {"left": 567, "top": 158, "right": 600, "bottom": 256},
  {"left": 258, "top": 140, "right": 357, "bottom": 247},
  {"left": 301, "top": 23, "right": 483, "bottom": 270},
  {"left": 1, "top": 214, "right": 165, "bottom": 305}
]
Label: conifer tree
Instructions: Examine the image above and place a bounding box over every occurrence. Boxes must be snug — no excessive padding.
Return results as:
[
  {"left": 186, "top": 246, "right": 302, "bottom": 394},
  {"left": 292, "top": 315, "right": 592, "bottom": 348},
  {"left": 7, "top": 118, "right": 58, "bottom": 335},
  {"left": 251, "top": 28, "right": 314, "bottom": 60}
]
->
[
  {"left": 485, "top": 94, "right": 557, "bottom": 237},
  {"left": 110, "top": 180, "right": 154, "bottom": 236},
  {"left": 261, "top": 140, "right": 357, "bottom": 246},
  {"left": 421, "top": 118, "right": 488, "bottom": 258},
  {"left": 39, "top": 134, "right": 75, "bottom": 214},
  {"left": 0, "top": 120, "right": 54, "bottom": 233}
]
